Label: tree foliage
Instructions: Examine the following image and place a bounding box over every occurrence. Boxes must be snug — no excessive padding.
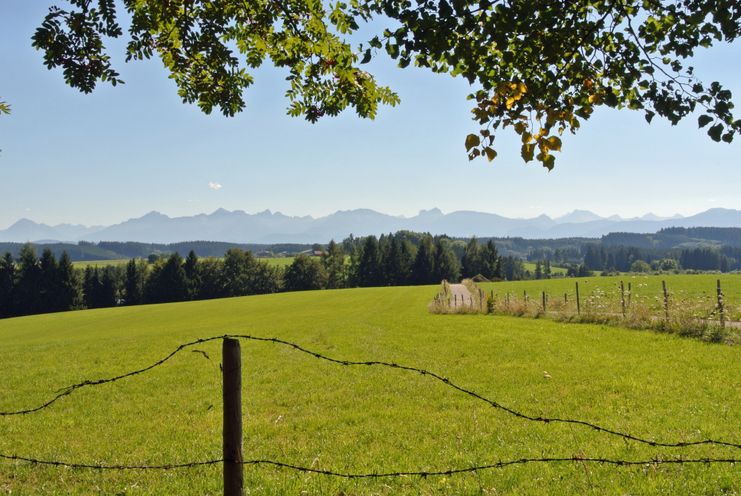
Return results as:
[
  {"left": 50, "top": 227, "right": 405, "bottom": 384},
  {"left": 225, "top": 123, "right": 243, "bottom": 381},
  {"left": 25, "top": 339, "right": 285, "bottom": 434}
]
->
[{"left": 29, "top": 0, "right": 741, "bottom": 168}]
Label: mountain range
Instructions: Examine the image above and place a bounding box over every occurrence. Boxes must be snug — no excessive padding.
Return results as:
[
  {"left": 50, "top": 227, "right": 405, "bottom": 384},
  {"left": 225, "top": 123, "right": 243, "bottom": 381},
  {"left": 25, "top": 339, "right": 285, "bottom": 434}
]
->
[{"left": 1, "top": 208, "right": 740, "bottom": 244}]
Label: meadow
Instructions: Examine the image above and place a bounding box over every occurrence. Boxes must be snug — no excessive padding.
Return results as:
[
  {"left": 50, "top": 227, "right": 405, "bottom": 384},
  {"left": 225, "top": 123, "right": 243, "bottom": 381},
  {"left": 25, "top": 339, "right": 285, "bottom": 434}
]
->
[{"left": 0, "top": 285, "right": 739, "bottom": 495}]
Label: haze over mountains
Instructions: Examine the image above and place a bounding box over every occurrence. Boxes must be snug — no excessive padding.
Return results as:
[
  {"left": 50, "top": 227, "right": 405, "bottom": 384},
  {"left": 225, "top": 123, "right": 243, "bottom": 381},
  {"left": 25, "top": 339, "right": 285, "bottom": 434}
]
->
[{"left": 1, "top": 208, "right": 740, "bottom": 244}]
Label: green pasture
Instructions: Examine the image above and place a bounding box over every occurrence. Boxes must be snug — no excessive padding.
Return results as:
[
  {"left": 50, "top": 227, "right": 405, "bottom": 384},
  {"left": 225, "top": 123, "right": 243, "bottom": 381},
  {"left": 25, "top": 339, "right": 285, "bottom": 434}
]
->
[
  {"left": 71, "top": 259, "right": 130, "bottom": 268},
  {"left": 258, "top": 257, "right": 294, "bottom": 267},
  {"left": 0, "top": 286, "right": 739, "bottom": 494},
  {"left": 521, "top": 262, "right": 568, "bottom": 276},
  {"left": 480, "top": 273, "right": 741, "bottom": 321}
]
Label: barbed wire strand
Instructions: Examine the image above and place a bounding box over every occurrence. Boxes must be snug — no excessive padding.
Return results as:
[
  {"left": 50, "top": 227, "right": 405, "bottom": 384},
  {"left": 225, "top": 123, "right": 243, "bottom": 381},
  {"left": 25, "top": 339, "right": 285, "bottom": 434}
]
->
[
  {"left": 1, "top": 334, "right": 739, "bottom": 451},
  {"left": 0, "top": 452, "right": 737, "bottom": 475}
]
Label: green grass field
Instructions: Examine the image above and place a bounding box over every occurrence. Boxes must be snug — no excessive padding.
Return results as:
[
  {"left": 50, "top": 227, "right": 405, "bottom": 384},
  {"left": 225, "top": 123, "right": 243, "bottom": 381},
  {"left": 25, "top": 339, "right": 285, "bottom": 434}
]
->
[
  {"left": 71, "top": 259, "right": 130, "bottom": 268},
  {"left": 521, "top": 262, "right": 568, "bottom": 276},
  {"left": 0, "top": 286, "right": 739, "bottom": 494},
  {"left": 258, "top": 257, "right": 294, "bottom": 267}
]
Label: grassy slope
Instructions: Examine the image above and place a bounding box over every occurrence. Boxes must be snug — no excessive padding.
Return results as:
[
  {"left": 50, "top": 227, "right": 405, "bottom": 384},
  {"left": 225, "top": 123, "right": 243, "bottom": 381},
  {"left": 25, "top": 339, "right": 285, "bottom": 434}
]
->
[{"left": 0, "top": 286, "right": 739, "bottom": 495}]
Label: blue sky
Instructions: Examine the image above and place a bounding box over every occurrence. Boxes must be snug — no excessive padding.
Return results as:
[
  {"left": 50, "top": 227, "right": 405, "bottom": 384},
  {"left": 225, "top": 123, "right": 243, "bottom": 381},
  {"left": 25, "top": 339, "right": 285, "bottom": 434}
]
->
[{"left": 1, "top": 2, "right": 739, "bottom": 229}]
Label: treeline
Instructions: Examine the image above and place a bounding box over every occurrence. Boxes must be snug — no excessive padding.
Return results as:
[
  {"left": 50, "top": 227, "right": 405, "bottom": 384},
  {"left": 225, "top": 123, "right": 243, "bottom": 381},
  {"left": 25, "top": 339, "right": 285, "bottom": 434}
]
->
[
  {"left": 581, "top": 244, "right": 741, "bottom": 272},
  {"left": 0, "top": 235, "right": 520, "bottom": 319}
]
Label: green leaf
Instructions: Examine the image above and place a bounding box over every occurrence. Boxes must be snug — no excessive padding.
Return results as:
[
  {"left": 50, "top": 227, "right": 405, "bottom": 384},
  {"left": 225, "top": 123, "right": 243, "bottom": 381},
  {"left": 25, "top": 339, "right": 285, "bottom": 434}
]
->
[
  {"left": 521, "top": 143, "right": 535, "bottom": 162},
  {"left": 698, "top": 115, "right": 713, "bottom": 128},
  {"left": 465, "top": 133, "right": 480, "bottom": 151},
  {"left": 542, "top": 154, "right": 555, "bottom": 170},
  {"left": 483, "top": 146, "right": 497, "bottom": 162},
  {"left": 708, "top": 123, "right": 723, "bottom": 142},
  {"left": 360, "top": 49, "right": 371, "bottom": 64}
]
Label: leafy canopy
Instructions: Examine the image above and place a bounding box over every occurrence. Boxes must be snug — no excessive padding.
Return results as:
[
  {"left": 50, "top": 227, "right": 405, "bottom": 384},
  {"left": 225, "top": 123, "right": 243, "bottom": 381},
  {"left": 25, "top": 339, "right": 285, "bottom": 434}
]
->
[{"left": 31, "top": 0, "right": 741, "bottom": 169}]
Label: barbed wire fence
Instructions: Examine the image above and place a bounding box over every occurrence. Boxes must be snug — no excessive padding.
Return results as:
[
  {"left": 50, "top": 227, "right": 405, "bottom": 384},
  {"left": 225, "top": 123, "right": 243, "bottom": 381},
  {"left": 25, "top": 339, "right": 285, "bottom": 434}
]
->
[{"left": 1, "top": 334, "right": 739, "bottom": 495}]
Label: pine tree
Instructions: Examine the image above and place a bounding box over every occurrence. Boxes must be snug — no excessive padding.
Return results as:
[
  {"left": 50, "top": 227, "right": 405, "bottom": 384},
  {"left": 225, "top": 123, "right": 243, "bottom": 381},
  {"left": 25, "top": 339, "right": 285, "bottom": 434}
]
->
[
  {"left": 83, "top": 266, "right": 101, "bottom": 308},
  {"left": 184, "top": 250, "right": 200, "bottom": 300},
  {"left": 145, "top": 253, "right": 188, "bottom": 303},
  {"left": 481, "top": 240, "right": 501, "bottom": 279},
  {"left": 357, "top": 236, "right": 382, "bottom": 287},
  {"left": 0, "top": 252, "right": 15, "bottom": 318},
  {"left": 124, "top": 258, "right": 145, "bottom": 305},
  {"left": 461, "top": 237, "right": 482, "bottom": 278},
  {"left": 15, "top": 243, "right": 41, "bottom": 316},
  {"left": 411, "top": 235, "right": 435, "bottom": 284},
  {"left": 56, "top": 252, "right": 81, "bottom": 311},
  {"left": 432, "top": 238, "right": 460, "bottom": 283},
  {"left": 535, "top": 260, "right": 543, "bottom": 280},
  {"left": 322, "top": 240, "right": 346, "bottom": 289},
  {"left": 38, "top": 248, "right": 59, "bottom": 313}
]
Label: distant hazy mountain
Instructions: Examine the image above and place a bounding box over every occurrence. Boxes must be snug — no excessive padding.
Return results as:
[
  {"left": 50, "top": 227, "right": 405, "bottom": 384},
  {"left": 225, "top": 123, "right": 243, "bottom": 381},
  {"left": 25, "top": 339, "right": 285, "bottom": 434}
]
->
[
  {"left": 1, "top": 208, "right": 739, "bottom": 244},
  {"left": 0, "top": 219, "right": 101, "bottom": 243}
]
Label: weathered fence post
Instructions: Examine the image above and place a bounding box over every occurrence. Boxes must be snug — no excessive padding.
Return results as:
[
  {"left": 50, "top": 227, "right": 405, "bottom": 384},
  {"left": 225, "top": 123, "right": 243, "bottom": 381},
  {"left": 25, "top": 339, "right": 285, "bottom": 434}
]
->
[
  {"left": 564, "top": 293, "right": 568, "bottom": 304},
  {"left": 717, "top": 279, "right": 726, "bottom": 329},
  {"left": 620, "top": 280, "right": 626, "bottom": 318},
  {"left": 223, "top": 338, "right": 244, "bottom": 496},
  {"left": 542, "top": 291, "right": 547, "bottom": 314},
  {"left": 662, "top": 280, "right": 669, "bottom": 321},
  {"left": 575, "top": 282, "right": 581, "bottom": 315},
  {"left": 627, "top": 282, "right": 632, "bottom": 306}
]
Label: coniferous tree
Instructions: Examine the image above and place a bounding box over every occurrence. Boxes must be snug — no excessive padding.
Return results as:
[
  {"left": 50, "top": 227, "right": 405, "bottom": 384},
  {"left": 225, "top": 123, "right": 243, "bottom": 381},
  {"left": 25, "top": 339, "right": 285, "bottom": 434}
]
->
[
  {"left": 461, "top": 237, "right": 483, "bottom": 278},
  {"left": 184, "top": 250, "right": 200, "bottom": 300},
  {"left": 124, "top": 258, "right": 146, "bottom": 305},
  {"left": 15, "top": 243, "right": 41, "bottom": 315},
  {"left": 398, "top": 240, "right": 415, "bottom": 285},
  {"left": 145, "top": 253, "right": 188, "bottom": 303},
  {"left": 56, "top": 252, "right": 81, "bottom": 311},
  {"left": 382, "top": 236, "right": 406, "bottom": 285},
  {"left": 38, "top": 248, "right": 59, "bottom": 313},
  {"left": 83, "top": 266, "right": 102, "bottom": 308},
  {"left": 481, "top": 240, "right": 501, "bottom": 279},
  {"left": 322, "top": 240, "right": 346, "bottom": 289},
  {"left": 535, "top": 260, "right": 543, "bottom": 280},
  {"left": 0, "top": 253, "right": 15, "bottom": 318},
  {"left": 356, "top": 236, "right": 382, "bottom": 287},
  {"left": 411, "top": 235, "right": 435, "bottom": 284},
  {"left": 432, "top": 238, "right": 460, "bottom": 283}
]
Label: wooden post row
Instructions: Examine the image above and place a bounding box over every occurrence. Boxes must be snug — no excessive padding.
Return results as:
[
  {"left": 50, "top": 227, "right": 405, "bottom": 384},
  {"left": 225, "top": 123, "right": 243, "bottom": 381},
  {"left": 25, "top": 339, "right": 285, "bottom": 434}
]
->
[{"left": 223, "top": 338, "right": 244, "bottom": 496}]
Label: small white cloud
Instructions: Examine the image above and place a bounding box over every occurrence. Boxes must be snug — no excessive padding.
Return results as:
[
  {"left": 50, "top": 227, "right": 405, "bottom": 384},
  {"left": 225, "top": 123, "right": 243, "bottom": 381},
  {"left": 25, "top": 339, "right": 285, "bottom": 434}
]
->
[{"left": 208, "top": 182, "right": 223, "bottom": 191}]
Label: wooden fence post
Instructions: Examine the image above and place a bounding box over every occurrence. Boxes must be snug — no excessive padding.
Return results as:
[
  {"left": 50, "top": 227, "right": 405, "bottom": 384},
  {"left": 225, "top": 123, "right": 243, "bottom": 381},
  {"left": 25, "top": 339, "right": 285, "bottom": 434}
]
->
[
  {"left": 564, "top": 293, "right": 568, "bottom": 304},
  {"left": 620, "top": 280, "right": 626, "bottom": 318},
  {"left": 662, "top": 280, "right": 669, "bottom": 321},
  {"left": 223, "top": 338, "right": 244, "bottom": 496},
  {"left": 627, "top": 282, "right": 632, "bottom": 306},
  {"left": 575, "top": 282, "right": 580, "bottom": 315},
  {"left": 717, "top": 279, "right": 726, "bottom": 329},
  {"left": 542, "top": 291, "right": 547, "bottom": 313}
]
